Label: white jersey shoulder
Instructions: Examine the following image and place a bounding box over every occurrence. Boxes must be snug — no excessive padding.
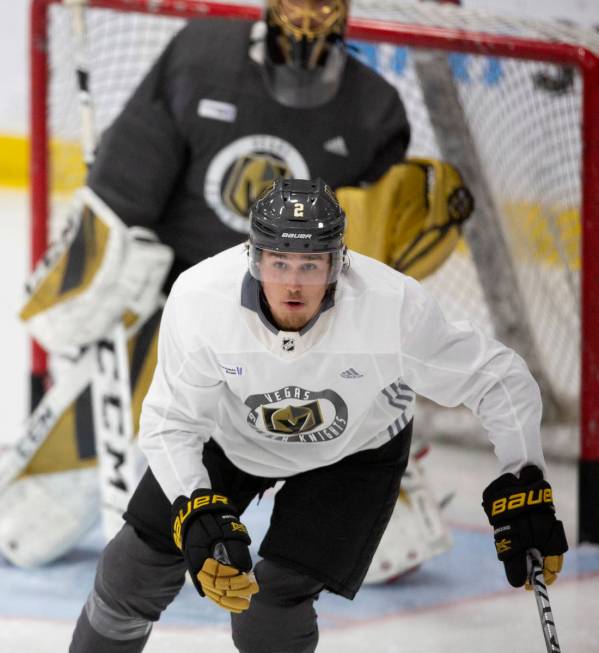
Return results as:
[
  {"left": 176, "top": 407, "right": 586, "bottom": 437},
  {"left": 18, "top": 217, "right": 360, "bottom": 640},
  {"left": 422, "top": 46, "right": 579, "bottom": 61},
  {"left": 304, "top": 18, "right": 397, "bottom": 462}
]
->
[{"left": 172, "top": 244, "right": 247, "bottom": 308}]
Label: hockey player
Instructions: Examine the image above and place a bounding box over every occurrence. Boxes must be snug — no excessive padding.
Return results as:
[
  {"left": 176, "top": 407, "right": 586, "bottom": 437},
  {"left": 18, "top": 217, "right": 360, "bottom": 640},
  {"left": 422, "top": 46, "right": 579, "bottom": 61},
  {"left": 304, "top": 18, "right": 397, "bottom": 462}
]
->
[
  {"left": 7, "top": 0, "right": 469, "bottom": 571},
  {"left": 69, "top": 178, "right": 567, "bottom": 653}
]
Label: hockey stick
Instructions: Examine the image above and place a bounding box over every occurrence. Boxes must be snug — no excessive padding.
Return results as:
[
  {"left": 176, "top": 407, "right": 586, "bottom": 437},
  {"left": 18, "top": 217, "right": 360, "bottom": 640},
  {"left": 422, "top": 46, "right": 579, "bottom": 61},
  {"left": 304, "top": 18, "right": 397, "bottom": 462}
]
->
[
  {"left": 69, "top": 0, "right": 138, "bottom": 540},
  {"left": 527, "top": 549, "right": 562, "bottom": 653}
]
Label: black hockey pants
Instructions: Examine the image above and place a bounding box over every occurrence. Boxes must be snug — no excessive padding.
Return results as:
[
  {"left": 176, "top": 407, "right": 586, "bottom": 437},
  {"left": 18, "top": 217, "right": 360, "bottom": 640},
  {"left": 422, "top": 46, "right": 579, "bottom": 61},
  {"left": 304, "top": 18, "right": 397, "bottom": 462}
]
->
[{"left": 69, "top": 523, "right": 323, "bottom": 653}]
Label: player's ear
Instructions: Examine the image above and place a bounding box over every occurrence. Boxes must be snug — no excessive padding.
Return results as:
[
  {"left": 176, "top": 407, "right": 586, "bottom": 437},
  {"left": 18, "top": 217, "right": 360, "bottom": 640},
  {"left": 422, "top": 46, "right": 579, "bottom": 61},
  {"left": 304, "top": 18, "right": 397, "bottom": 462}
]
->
[{"left": 342, "top": 246, "right": 350, "bottom": 271}]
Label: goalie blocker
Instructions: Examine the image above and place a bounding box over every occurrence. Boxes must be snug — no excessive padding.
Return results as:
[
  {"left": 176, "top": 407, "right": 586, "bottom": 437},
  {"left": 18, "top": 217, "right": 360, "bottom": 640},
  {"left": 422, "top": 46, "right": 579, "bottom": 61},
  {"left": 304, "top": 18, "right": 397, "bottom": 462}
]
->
[{"left": 20, "top": 186, "right": 173, "bottom": 352}]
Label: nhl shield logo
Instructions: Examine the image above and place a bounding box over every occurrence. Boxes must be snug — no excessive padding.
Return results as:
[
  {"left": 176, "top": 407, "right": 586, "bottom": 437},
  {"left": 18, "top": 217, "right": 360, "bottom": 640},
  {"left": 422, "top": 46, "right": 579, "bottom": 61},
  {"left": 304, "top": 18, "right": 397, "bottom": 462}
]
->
[{"left": 282, "top": 337, "right": 295, "bottom": 352}]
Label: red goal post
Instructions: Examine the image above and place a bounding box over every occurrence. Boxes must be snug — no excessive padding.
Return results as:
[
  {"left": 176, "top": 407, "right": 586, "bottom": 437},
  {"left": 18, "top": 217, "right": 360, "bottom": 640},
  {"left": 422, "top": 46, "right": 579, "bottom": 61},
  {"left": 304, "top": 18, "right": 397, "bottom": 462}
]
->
[{"left": 29, "top": 0, "right": 599, "bottom": 541}]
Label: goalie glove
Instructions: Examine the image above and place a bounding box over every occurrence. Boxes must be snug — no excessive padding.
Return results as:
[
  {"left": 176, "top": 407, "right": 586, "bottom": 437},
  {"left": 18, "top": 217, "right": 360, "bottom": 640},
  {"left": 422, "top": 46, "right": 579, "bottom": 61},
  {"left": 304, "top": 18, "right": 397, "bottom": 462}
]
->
[
  {"left": 338, "top": 158, "right": 473, "bottom": 281},
  {"left": 171, "top": 490, "right": 258, "bottom": 613},
  {"left": 482, "top": 465, "right": 568, "bottom": 589}
]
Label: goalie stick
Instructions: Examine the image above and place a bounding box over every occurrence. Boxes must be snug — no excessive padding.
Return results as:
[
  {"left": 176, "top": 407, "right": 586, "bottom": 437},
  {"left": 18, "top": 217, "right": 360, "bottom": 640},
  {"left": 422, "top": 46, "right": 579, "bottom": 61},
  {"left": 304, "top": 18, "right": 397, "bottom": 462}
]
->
[
  {"left": 21, "top": 0, "right": 139, "bottom": 528},
  {"left": 68, "top": 0, "right": 139, "bottom": 540},
  {"left": 527, "top": 549, "right": 562, "bottom": 653}
]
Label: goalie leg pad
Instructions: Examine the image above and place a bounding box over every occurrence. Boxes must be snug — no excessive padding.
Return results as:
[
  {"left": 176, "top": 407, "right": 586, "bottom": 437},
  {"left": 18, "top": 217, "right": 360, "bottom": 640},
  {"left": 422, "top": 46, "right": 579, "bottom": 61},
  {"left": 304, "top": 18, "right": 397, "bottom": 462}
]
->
[
  {"left": 0, "top": 347, "right": 102, "bottom": 567},
  {"left": 364, "top": 451, "right": 453, "bottom": 584},
  {"left": 0, "top": 468, "right": 100, "bottom": 567},
  {"left": 0, "top": 301, "right": 162, "bottom": 567},
  {"left": 231, "top": 559, "right": 324, "bottom": 653}
]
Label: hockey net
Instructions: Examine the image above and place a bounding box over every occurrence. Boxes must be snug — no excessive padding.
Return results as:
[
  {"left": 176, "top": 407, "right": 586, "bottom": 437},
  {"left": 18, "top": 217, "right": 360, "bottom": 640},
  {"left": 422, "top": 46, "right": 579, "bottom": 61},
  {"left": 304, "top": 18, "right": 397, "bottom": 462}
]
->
[{"left": 30, "top": 1, "right": 599, "bottom": 533}]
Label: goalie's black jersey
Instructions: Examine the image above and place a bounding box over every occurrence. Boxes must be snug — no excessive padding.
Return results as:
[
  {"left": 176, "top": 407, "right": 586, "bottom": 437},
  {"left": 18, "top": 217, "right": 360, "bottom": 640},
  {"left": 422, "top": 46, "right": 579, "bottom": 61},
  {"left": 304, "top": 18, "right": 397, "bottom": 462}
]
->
[{"left": 88, "top": 18, "right": 410, "bottom": 265}]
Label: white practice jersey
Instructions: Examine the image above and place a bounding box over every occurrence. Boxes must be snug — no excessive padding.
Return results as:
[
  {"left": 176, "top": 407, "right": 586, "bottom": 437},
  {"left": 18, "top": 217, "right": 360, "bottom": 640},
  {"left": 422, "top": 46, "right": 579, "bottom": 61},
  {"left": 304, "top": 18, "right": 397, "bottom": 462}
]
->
[{"left": 139, "top": 245, "right": 545, "bottom": 502}]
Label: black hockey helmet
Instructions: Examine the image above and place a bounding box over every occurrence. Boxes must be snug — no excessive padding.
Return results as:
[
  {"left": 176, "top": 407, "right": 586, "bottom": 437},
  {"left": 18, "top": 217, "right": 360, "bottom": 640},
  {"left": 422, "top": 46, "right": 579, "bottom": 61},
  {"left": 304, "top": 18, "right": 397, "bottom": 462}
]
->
[
  {"left": 248, "top": 177, "right": 347, "bottom": 283},
  {"left": 262, "top": 0, "right": 348, "bottom": 107}
]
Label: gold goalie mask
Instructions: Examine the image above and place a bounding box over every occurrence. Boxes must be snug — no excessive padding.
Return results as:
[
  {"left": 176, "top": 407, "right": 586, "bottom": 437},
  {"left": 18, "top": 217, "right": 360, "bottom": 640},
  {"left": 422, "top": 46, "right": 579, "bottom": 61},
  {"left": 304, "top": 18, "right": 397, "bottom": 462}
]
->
[
  {"left": 337, "top": 158, "right": 474, "bottom": 280},
  {"left": 263, "top": 0, "right": 348, "bottom": 107}
]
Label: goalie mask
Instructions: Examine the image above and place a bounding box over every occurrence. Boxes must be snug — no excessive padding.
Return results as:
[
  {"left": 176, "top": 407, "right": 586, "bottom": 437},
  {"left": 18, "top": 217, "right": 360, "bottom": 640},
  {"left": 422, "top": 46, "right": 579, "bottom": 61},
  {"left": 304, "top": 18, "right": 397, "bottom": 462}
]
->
[
  {"left": 248, "top": 177, "right": 346, "bottom": 285},
  {"left": 262, "top": 0, "right": 348, "bottom": 108}
]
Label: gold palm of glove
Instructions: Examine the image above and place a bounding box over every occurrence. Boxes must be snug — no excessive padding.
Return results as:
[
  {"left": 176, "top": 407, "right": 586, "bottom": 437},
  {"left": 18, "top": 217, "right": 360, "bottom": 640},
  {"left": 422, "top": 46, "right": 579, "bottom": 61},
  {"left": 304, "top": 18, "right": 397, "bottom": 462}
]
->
[
  {"left": 525, "top": 554, "right": 564, "bottom": 591},
  {"left": 337, "top": 158, "right": 473, "bottom": 281},
  {"left": 198, "top": 558, "right": 260, "bottom": 613}
]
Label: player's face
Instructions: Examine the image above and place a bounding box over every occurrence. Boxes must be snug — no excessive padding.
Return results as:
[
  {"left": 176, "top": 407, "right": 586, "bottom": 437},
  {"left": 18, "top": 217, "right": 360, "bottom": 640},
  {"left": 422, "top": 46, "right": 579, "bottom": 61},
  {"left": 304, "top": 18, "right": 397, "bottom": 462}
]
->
[{"left": 260, "top": 250, "right": 330, "bottom": 331}]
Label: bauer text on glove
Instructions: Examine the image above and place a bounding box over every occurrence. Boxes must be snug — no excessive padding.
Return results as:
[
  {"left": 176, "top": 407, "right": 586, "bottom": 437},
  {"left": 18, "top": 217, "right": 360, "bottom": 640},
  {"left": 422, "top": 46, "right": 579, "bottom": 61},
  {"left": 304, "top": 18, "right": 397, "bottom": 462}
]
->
[{"left": 482, "top": 465, "right": 568, "bottom": 588}]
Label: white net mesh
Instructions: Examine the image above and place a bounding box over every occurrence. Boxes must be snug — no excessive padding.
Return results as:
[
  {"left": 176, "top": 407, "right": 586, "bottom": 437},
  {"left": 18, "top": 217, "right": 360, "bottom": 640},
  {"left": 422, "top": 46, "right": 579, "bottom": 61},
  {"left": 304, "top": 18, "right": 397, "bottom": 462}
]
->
[
  {"left": 352, "top": 0, "right": 599, "bottom": 49},
  {"left": 40, "top": 0, "right": 595, "bottom": 459},
  {"left": 368, "top": 42, "right": 582, "bottom": 457}
]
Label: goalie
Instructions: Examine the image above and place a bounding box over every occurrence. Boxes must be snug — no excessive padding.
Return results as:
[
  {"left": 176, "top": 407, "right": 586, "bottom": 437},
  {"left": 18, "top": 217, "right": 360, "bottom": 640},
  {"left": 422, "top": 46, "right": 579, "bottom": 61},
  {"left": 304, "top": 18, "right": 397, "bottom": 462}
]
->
[{"left": 2, "top": 0, "right": 471, "bottom": 582}]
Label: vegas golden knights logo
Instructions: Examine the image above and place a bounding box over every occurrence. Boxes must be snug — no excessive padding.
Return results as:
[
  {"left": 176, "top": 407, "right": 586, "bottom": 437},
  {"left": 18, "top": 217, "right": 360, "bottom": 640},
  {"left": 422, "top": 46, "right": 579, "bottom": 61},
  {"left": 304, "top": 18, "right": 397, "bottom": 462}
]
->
[
  {"left": 205, "top": 135, "right": 310, "bottom": 232},
  {"left": 245, "top": 385, "right": 348, "bottom": 443},
  {"left": 262, "top": 401, "right": 324, "bottom": 434},
  {"left": 223, "top": 154, "right": 290, "bottom": 216}
]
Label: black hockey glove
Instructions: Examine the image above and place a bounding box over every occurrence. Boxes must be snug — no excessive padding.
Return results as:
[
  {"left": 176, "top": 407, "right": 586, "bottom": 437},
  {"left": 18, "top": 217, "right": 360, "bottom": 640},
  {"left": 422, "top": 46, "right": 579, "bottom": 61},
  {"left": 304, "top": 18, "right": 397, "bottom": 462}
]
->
[
  {"left": 482, "top": 465, "right": 568, "bottom": 589},
  {"left": 171, "top": 489, "right": 258, "bottom": 613}
]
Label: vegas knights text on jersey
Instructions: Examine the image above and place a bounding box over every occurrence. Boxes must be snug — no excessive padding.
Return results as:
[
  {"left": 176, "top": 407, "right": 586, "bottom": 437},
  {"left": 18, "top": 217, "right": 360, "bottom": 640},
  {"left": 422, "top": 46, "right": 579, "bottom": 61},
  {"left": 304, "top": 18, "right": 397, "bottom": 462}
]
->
[
  {"left": 138, "top": 246, "right": 546, "bottom": 503},
  {"left": 87, "top": 19, "right": 410, "bottom": 265}
]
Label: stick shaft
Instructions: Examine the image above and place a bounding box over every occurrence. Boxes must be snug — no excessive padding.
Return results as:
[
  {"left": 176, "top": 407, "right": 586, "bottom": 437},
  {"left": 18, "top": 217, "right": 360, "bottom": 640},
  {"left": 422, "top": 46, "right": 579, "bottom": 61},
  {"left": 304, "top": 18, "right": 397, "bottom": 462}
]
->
[
  {"left": 70, "top": 2, "right": 96, "bottom": 166},
  {"left": 527, "top": 549, "right": 562, "bottom": 653},
  {"left": 68, "top": 1, "right": 136, "bottom": 541}
]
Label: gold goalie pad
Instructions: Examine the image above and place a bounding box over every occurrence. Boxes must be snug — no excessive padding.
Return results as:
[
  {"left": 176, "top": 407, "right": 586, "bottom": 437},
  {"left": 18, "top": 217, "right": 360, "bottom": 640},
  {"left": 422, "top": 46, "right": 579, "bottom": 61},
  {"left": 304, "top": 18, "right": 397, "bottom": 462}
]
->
[
  {"left": 337, "top": 158, "right": 474, "bottom": 280},
  {"left": 0, "top": 309, "right": 161, "bottom": 567},
  {"left": 19, "top": 187, "right": 173, "bottom": 353},
  {"left": 364, "top": 451, "right": 453, "bottom": 584}
]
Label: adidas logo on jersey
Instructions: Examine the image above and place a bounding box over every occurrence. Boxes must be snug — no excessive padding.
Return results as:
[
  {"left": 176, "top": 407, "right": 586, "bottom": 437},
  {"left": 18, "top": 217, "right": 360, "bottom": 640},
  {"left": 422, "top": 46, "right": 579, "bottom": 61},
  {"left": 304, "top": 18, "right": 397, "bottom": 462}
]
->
[
  {"left": 323, "top": 136, "right": 349, "bottom": 157},
  {"left": 340, "top": 368, "right": 364, "bottom": 379}
]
